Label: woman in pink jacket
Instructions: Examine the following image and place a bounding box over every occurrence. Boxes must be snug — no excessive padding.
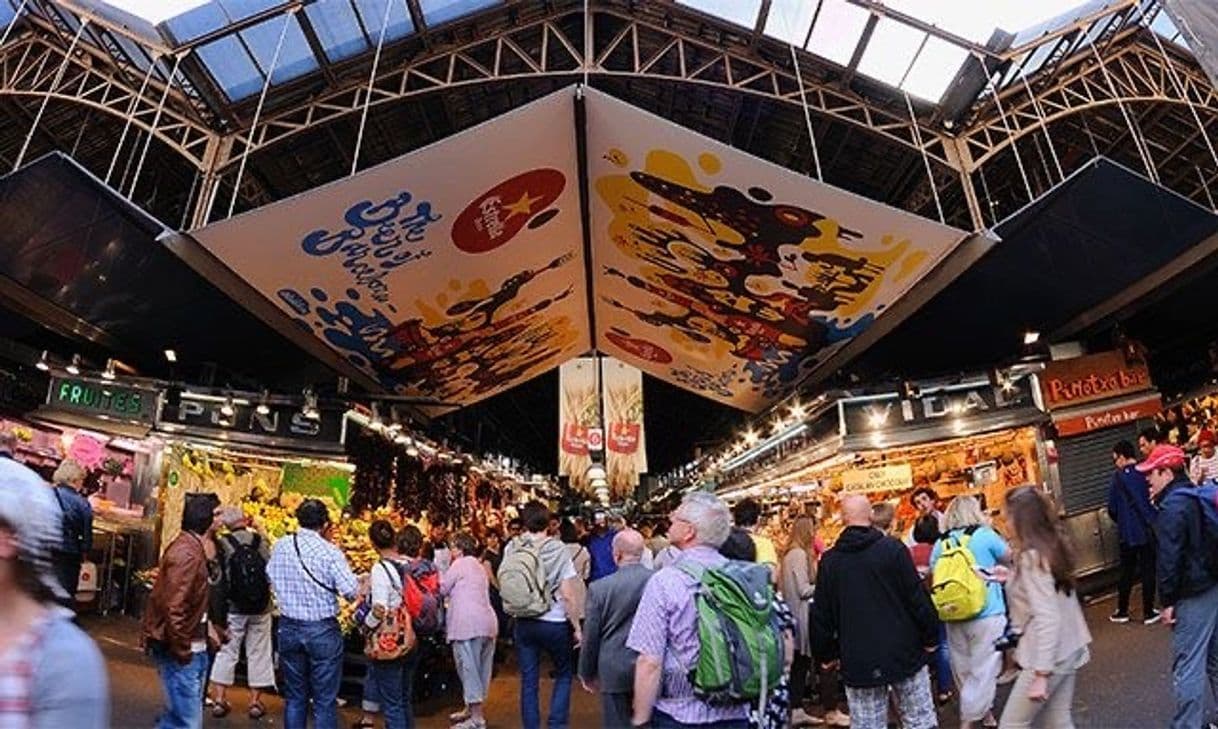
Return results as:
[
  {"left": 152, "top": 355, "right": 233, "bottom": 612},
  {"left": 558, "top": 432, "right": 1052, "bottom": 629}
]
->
[{"left": 441, "top": 531, "right": 499, "bottom": 729}]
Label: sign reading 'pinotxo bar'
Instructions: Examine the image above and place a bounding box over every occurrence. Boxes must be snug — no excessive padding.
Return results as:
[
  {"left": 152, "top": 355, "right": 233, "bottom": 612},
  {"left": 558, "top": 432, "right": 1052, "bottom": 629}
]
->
[{"left": 1039, "top": 351, "right": 1153, "bottom": 409}]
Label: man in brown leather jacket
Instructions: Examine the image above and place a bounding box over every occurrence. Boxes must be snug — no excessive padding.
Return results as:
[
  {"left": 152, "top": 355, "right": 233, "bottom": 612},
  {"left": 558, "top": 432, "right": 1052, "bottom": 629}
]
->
[{"left": 142, "top": 496, "right": 220, "bottom": 729}]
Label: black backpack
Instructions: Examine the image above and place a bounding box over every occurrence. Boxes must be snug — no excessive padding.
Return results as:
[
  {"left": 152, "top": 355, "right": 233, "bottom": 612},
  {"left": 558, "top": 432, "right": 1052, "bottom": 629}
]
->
[{"left": 225, "top": 533, "right": 270, "bottom": 615}]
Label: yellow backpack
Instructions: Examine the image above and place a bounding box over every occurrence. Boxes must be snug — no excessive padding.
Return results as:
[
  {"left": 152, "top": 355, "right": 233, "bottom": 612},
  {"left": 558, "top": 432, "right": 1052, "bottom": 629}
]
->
[{"left": 930, "top": 532, "right": 988, "bottom": 622}]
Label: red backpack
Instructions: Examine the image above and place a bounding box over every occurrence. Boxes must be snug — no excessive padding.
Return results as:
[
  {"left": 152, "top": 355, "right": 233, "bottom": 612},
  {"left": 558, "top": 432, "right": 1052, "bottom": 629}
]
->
[{"left": 402, "top": 559, "right": 444, "bottom": 635}]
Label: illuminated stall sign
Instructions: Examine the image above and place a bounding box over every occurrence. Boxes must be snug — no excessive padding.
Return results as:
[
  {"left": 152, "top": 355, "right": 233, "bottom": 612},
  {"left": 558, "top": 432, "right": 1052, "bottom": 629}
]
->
[
  {"left": 842, "top": 378, "right": 1037, "bottom": 437},
  {"left": 47, "top": 376, "right": 159, "bottom": 425},
  {"left": 158, "top": 398, "right": 345, "bottom": 453}
]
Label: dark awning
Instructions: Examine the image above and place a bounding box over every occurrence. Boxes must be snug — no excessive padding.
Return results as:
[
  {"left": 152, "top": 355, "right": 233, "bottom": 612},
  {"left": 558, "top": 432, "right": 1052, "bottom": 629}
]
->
[{"left": 856, "top": 157, "right": 1218, "bottom": 379}]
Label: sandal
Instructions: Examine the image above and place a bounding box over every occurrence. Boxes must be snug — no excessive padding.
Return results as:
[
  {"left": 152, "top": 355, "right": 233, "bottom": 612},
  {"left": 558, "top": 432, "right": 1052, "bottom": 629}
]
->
[
  {"left": 210, "top": 700, "right": 231, "bottom": 719},
  {"left": 352, "top": 719, "right": 376, "bottom": 729},
  {"left": 248, "top": 701, "right": 266, "bottom": 720}
]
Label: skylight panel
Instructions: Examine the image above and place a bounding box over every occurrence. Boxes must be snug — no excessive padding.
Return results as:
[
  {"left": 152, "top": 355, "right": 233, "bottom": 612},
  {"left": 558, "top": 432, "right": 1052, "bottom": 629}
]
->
[
  {"left": 857, "top": 17, "right": 926, "bottom": 86},
  {"left": 677, "top": 0, "right": 764, "bottom": 29},
  {"left": 901, "top": 35, "right": 969, "bottom": 102},
  {"left": 420, "top": 0, "right": 502, "bottom": 29},
  {"left": 806, "top": 0, "right": 870, "bottom": 66},
  {"left": 764, "top": 0, "right": 818, "bottom": 46}
]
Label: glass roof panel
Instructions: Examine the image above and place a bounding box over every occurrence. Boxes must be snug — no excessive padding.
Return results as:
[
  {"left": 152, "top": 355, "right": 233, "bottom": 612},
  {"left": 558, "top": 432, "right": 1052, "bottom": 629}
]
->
[
  {"left": 901, "top": 35, "right": 969, "bottom": 101},
  {"left": 217, "top": 0, "right": 280, "bottom": 23},
  {"left": 195, "top": 33, "right": 263, "bottom": 99},
  {"left": 351, "top": 0, "right": 414, "bottom": 43},
  {"left": 1146, "top": 7, "right": 1189, "bottom": 49},
  {"left": 420, "top": 0, "right": 502, "bottom": 29},
  {"left": 806, "top": 0, "right": 870, "bottom": 66},
  {"left": 303, "top": 0, "right": 369, "bottom": 62},
  {"left": 857, "top": 18, "right": 926, "bottom": 86},
  {"left": 677, "top": 0, "right": 763, "bottom": 29},
  {"left": 0, "top": 0, "right": 15, "bottom": 30},
  {"left": 161, "top": 2, "right": 229, "bottom": 44},
  {"left": 239, "top": 13, "right": 317, "bottom": 85},
  {"left": 763, "top": 0, "right": 818, "bottom": 46}
]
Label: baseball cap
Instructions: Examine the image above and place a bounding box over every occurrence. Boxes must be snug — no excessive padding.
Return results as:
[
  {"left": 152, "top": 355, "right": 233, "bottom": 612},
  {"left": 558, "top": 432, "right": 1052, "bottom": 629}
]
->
[
  {"left": 1136, "top": 444, "right": 1187, "bottom": 473},
  {"left": 0, "top": 458, "right": 67, "bottom": 599},
  {"left": 1201, "top": 430, "right": 1216, "bottom": 447}
]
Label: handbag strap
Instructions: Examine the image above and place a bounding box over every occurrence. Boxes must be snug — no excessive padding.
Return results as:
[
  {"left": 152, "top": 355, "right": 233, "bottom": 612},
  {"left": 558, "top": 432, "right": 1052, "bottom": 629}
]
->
[{"left": 293, "top": 534, "right": 339, "bottom": 595}]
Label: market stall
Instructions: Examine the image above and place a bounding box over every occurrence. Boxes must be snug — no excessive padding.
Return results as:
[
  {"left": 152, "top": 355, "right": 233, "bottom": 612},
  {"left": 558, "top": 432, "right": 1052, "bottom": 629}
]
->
[
  {"left": 23, "top": 373, "right": 166, "bottom": 614},
  {"left": 718, "top": 372, "right": 1050, "bottom": 545},
  {"left": 1038, "top": 350, "right": 1162, "bottom": 574}
]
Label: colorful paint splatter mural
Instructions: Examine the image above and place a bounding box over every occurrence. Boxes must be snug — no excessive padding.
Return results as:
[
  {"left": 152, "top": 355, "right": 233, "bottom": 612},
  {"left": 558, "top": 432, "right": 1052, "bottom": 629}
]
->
[{"left": 586, "top": 88, "right": 965, "bottom": 412}]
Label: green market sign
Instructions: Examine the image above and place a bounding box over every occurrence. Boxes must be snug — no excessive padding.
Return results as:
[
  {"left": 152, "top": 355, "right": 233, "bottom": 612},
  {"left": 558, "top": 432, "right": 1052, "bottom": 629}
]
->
[{"left": 48, "top": 377, "right": 159, "bottom": 425}]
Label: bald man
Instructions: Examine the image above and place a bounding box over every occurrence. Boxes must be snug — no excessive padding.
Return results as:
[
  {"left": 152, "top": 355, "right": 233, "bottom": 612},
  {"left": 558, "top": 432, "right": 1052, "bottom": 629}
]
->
[
  {"left": 578, "top": 529, "right": 653, "bottom": 729},
  {"left": 810, "top": 495, "right": 940, "bottom": 729}
]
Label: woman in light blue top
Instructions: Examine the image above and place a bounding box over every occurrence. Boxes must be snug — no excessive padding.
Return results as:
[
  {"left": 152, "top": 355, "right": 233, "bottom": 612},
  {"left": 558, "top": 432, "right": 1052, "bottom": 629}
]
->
[{"left": 930, "top": 495, "right": 1011, "bottom": 729}]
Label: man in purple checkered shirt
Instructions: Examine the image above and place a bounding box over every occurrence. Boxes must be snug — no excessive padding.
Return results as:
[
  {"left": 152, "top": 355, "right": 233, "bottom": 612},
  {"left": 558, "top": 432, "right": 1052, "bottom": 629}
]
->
[
  {"left": 266, "top": 499, "right": 362, "bottom": 729},
  {"left": 626, "top": 492, "right": 750, "bottom": 728}
]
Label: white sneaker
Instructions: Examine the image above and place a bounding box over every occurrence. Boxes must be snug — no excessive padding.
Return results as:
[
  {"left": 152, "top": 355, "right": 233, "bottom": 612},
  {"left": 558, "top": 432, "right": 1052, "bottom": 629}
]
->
[
  {"left": 1144, "top": 611, "right": 1163, "bottom": 625},
  {"left": 449, "top": 708, "right": 471, "bottom": 723},
  {"left": 791, "top": 708, "right": 824, "bottom": 726},
  {"left": 452, "top": 718, "right": 486, "bottom": 729},
  {"left": 824, "top": 709, "right": 851, "bottom": 727}
]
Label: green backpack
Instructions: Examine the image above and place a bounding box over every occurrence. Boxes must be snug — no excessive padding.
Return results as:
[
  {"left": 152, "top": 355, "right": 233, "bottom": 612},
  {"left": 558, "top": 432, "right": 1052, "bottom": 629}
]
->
[{"left": 678, "top": 560, "right": 783, "bottom": 706}]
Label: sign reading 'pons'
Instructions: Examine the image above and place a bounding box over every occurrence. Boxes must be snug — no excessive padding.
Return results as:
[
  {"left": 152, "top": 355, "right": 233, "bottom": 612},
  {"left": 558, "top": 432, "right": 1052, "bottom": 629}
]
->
[{"left": 48, "top": 377, "right": 159, "bottom": 424}]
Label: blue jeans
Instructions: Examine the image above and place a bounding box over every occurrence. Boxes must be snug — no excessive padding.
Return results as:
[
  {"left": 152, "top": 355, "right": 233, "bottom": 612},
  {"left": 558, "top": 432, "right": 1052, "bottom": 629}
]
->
[
  {"left": 651, "top": 710, "right": 748, "bottom": 729},
  {"left": 1171, "top": 582, "right": 1218, "bottom": 729},
  {"left": 515, "top": 618, "right": 574, "bottom": 729},
  {"left": 934, "top": 622, "right": 954, "bottom": 694},
  {"left": 369, "top": 658, "right": 406, "bottom": 729},
  {"left": 150, "top": 644, "right": 208, "bottom": 729},
  {"left": 278, "top": 617, "right": 344, "bottom": 729}
]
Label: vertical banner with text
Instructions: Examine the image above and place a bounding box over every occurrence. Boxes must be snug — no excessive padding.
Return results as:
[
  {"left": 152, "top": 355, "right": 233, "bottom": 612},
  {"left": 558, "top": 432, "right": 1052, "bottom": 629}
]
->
[
  {"left": 602, "top": 357, "right": 647, "bottom": 499},
  {"left": 559, "top": 358, "right": 599, "bottom": 490}
]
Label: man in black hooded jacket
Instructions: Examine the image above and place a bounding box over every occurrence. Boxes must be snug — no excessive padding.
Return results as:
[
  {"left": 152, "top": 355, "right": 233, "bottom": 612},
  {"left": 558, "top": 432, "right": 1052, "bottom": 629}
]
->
[{"left": 811, "top": 494, "right": 939, "bottom": 729}]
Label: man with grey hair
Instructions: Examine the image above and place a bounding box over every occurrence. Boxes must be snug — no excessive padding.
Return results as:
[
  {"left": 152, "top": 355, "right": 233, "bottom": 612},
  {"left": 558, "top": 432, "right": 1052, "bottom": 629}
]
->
[
  {"left": 627, "top": 492, "right": 750, "bottom": 728},
  {"left": 49, "top": 458, "right": 91, "bottom": 607},
  {"left": 207, "top": 506, "right": 275, "bottom": 719},
  {"left": 579, "top": 528, "right": 653, "bottom": 728}
]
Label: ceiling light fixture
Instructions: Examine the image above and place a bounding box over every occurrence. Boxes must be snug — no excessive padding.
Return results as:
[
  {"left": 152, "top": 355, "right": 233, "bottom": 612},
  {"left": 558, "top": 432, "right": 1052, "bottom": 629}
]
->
[
  {"left": 220, "top": 395, "right": 235, "bottom": 418},
  {"left": 256, "top": 390, "right": 271, "bottom": 416},
  {"left": 66, "top": 354, "right": 81, "bottom": 376},
  {"left": 164, "top": 349, "right": 177, "bottom": 363},
  {"left": 101, "top": 359, "right": 116, "bottom": 380},
  {"left": 35, "top": 351, "right": 49, "bottom": 372},
  {"left": 302, "top": 389, "right": 320, "bottom": 420},
  {"left": 1023, "top": 331, "right": 1041, "bottom": 346}
]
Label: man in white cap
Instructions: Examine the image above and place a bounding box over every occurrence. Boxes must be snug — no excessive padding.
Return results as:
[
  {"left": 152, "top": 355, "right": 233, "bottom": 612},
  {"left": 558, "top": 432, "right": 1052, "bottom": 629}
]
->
[{"left": 0, "top": 458, "right": 108, "bottom": 727}]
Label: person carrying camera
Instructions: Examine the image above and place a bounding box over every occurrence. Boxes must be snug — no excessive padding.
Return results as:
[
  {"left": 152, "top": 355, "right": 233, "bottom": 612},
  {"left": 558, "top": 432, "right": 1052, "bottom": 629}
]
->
[
  {"left": 980, "top": 487, "right": 1091, "bottom": 728},
  {"left": 930, "top": 496, "right": 1010, "bottom": 729}
]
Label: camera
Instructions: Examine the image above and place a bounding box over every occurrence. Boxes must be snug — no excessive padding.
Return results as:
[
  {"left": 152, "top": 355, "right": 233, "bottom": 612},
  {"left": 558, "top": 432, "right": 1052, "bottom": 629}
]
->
[{"left": 994, "top": 628, "right": 1021, "bottom": 652}]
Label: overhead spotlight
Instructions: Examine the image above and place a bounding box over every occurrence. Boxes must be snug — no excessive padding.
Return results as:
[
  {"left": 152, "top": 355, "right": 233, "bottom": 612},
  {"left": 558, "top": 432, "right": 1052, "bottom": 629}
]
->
[
  {"left": 406, "top": 445, "right": 419, "bottom": 457},
  {"left": 256, "top": 390, "right": 271, "bottom": 416},
  {"left": 220, "top": 395, "right": 235, "bottom": 418},
  {"left": 900, "top": 380, "right": 920, "bottom": 400},
  {"left": 101, "top": 359, "right": 116, "bottom": 380},
  {"left": 587, "top": 463, "right": 607, "bottom": 481},
  {"left": 369, "top": 402, "right": 383, "bottom": 428},
  {"left": 164, "top": 349, "right": 177, "bottom": 363},
  {"left": 744, "top": 429, "right": 759, "bottom": 446},
  {"left": 1023, "top": 331, "right": 1041, "bottom": 346},
  {"left": 789, "top": 401, "right": 806, "bottom": 421},
  {"left": 35, "top": 350, "right": 50, "bottom": 372},
  {"left": 66, "top": 354, "right": 81, "bottom": 376}
]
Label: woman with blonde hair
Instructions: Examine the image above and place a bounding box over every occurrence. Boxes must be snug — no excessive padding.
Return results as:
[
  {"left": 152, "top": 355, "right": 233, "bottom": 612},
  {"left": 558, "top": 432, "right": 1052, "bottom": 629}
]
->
[
  {"left": 987, "top": 487, "right": 1091, "bottom": 728},
  {"left": 930, "top": 495, "right": 1010, "bottom": 729}
]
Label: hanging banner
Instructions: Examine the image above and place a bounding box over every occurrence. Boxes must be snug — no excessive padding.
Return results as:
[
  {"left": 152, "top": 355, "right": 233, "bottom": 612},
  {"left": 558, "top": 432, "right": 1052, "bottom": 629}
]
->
[
  {"left": 192, "top": 88, "right": 589, "bottom": 410},
  {"left": 558, "top": 358, "right": 599, "bottom": 489},
  {"left": 584, "top": 87, "right": 966, "bottom": 412},
  {"left": 601, "top": 357, "right": 647, "bottom": 498}
]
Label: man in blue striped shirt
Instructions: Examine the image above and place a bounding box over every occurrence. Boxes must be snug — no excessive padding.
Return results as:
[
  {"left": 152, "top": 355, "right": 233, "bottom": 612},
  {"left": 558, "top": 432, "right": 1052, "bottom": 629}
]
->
[{"left": 266, "top": 499, "right": 362, "bottom": 729}]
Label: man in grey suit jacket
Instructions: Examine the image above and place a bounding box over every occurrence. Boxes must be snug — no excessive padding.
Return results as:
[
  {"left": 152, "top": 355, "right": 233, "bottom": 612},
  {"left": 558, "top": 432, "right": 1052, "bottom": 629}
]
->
[{"left": 578, "top": 529, "right": 653, "bottom": 728}]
